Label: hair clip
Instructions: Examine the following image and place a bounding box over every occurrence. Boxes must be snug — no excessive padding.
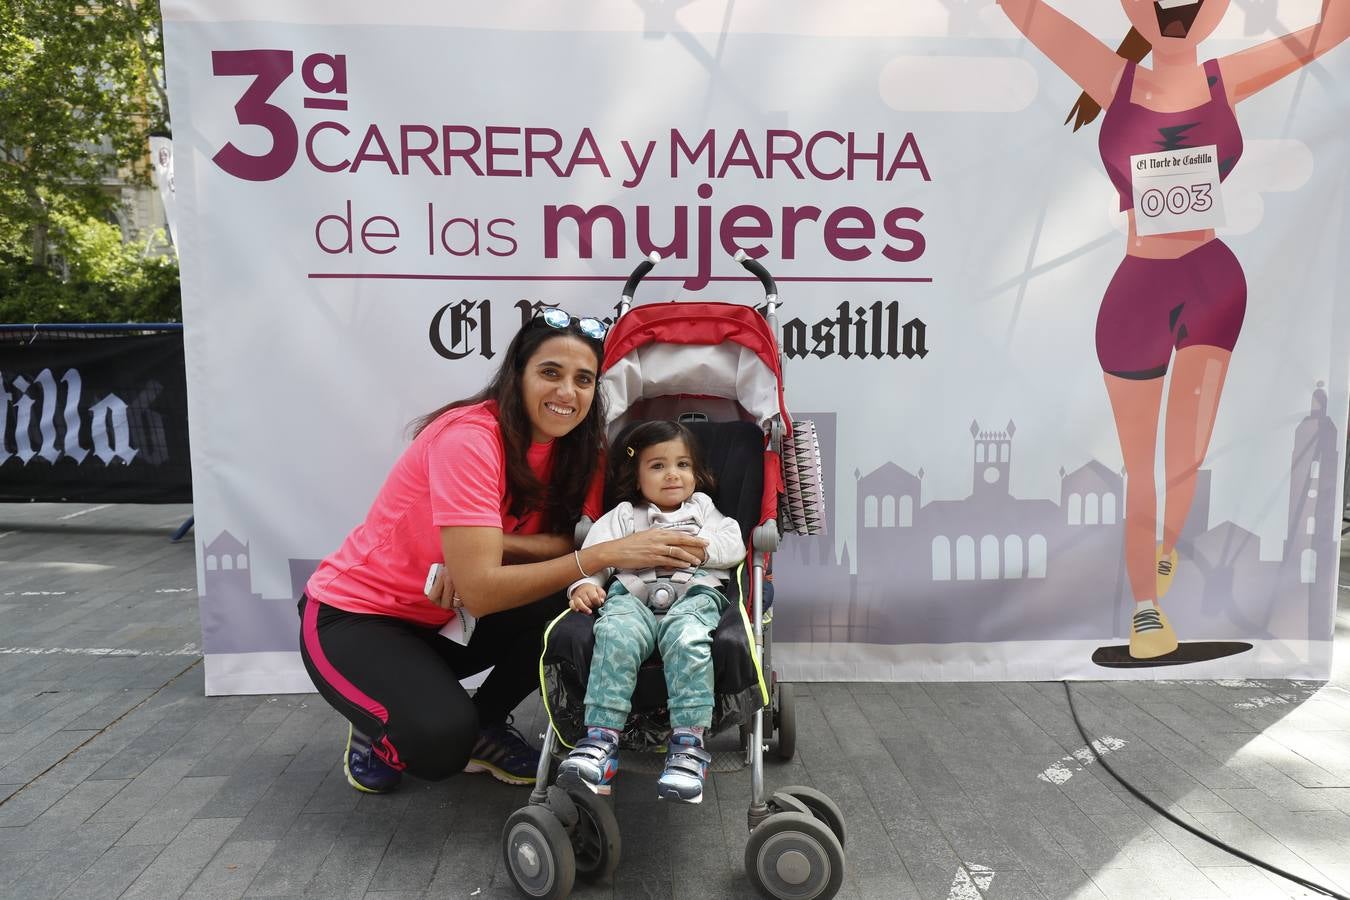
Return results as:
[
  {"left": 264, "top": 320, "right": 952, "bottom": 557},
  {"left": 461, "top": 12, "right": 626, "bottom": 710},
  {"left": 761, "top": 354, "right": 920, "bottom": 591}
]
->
[{"left": 626, "top": 446, "right": 635, "bottom": 457}]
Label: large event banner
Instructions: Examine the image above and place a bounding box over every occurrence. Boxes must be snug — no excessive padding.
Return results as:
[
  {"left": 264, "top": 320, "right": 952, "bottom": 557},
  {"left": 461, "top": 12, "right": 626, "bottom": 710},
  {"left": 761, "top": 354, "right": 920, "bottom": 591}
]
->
[
  {"left": 0, "top": 333, "right": 191, "bottom": 503},
  {"left": 161, "top": 2, "right": 1350, "bottom": 695}
]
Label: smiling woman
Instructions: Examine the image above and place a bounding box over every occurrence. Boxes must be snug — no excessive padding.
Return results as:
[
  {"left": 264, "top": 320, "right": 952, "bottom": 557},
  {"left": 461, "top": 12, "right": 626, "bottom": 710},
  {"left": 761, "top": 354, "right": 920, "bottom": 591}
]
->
[
  {"left": 520, "top": 335, "right": 599, "bottom": 443},
  {"left": 296, "top": 308, "right": 712, "bottom": 795}
]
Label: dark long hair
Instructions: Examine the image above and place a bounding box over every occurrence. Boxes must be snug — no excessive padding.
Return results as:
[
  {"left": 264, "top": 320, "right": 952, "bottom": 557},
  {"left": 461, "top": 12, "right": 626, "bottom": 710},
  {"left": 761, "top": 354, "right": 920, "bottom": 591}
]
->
[
  {"left": 412, "top": 316, "right": 607, "bottom": 532},
  {"left": 606, "top": 420, "right": 715, "bottom": 508},
  {"left": 1066, "top": 28, "right": 1153, "bottom": 131}
]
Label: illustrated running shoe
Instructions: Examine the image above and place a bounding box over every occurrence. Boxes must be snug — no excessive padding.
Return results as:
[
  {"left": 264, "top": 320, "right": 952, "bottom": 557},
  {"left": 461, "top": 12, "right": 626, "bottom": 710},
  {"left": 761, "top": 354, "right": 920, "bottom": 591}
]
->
[
  {"left": 344, "top": 724, "right": 402, "bottom": 794},
  {"left": 1156, "top": 544, "right": 1179, "bottom": 599},
  {"left": 1129, "top": 604, "right": 1179, "bottom": 659},
  {"left": 463, "top": 718, "right": 540, "bottom": 785},
  {"left": 656, "top": 731, "right": 712, "bottom": 804},
  {"left": 557, "top": 728, "right": 620, "bottom": 795}
]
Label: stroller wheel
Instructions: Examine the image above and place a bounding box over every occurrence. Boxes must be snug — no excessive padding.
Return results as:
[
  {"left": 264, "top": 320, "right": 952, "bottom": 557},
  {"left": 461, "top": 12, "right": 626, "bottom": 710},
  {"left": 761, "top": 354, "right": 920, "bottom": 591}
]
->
[
  {"left": 502, "top": 805, "right": 576, "bottom": 899},
  {"left": 562, "top": 782, "right": 621, "bottom": 883},
  {"left": 744, "top": 811, "right": 845, "bottom": 900},
  {"left": 774, "top": 682, "right": 797, "bottom": 761},
  {"left": 773, "top": 786, "right": 846, "bottom": 847}
]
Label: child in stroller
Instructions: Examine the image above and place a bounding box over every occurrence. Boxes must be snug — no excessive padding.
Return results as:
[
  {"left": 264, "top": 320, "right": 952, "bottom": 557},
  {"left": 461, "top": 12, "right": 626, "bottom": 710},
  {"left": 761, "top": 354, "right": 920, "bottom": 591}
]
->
[{"left": 557, "top": 420, "right": 744, "bottom": 803}]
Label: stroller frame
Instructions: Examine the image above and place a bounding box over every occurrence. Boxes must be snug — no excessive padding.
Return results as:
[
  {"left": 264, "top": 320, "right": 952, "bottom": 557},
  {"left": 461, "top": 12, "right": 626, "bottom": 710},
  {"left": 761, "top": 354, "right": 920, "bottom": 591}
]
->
[{"left": 501, "top": 253, "right": 847, "bottom": 900}]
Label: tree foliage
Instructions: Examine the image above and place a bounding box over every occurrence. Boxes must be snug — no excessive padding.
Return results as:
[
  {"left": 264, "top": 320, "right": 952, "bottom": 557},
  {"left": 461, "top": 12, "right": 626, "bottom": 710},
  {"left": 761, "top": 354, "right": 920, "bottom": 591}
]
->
[
  {"left": 0, "top": 246, "right": 180, "bottom": 324},
  {"left": 0, "top": 0, "right": 168, "bottom": 268}
]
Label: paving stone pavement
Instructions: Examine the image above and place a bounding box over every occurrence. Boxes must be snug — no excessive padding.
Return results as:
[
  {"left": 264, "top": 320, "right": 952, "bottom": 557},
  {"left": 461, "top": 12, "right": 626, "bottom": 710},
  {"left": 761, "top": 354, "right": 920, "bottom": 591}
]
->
[{"left": 1, "top": 502, "right": 1349, "bottom": 899}]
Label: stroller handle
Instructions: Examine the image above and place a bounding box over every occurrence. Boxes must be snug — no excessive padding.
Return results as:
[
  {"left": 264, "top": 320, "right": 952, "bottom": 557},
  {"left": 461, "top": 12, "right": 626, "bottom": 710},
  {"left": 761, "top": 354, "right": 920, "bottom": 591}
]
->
[
  {"left": 620, "top": 252, "right": 661, "bottom": 310},
  {"left": 734, "top": 249, "right": 778, "bottom": 304}
]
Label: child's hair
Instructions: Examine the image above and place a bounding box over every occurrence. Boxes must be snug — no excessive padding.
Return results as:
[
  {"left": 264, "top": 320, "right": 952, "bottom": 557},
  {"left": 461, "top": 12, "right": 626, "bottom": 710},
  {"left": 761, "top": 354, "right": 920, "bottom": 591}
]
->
[{"left": 606, "top": 420, "right": 715, "bottom": 507}]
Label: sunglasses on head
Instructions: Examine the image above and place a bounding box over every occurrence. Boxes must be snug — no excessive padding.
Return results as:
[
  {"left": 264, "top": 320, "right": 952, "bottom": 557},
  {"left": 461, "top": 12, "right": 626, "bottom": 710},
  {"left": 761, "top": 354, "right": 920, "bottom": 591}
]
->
[{"left": 536, "top": 307, "right": 609, "bottom": 341}]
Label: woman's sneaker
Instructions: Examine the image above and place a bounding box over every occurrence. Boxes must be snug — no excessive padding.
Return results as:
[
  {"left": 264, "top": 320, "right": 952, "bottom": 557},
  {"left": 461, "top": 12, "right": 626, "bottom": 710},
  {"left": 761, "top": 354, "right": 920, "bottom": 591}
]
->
[
  {"left": 656, "top": 731, "right": 712, "bottom": 804},
  {"left": 463, "top": 718, "right": 541, "bottom": 785},
  {"left": 344, "top": 724, "right": 402, "bottom": 794},
  {"left": 557, "top": 727, "right": 620, "bottom": 795}
]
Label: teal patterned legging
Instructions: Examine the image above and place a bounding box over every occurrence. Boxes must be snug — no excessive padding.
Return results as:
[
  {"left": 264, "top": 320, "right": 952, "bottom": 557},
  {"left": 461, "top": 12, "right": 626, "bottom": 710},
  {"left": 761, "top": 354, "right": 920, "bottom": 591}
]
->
[{"left": 584, "top": 581, "right": 727, "bottom": 729}]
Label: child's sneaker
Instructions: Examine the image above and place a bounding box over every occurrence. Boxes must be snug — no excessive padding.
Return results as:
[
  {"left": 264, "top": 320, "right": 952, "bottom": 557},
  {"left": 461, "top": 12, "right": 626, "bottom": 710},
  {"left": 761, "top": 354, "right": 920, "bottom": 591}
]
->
[
  {"left": 557, "top": 727, "right": 620, "bottom": 795},
  {"left": 344, "top": 724, "right": 402, "bottom": 794},
  {"left": 463, "top": 718, "right": 541, "bottom": 785},
  {"left": 657, "top": 731, "right": 711, "bottom": 804}
]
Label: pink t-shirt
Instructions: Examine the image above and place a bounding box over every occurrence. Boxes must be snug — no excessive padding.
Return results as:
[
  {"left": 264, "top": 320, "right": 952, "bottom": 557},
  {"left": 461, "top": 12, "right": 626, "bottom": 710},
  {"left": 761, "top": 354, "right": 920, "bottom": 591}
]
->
[{"left": 306, "top": 400, "right": 597, "bottom": 627}]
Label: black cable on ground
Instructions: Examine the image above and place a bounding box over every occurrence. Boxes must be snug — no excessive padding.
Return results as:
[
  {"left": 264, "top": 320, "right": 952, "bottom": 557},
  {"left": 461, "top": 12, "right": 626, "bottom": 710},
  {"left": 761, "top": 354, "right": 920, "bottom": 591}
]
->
[{"left": 1061, "top": 680, "right": 1348, "bottom": 900}]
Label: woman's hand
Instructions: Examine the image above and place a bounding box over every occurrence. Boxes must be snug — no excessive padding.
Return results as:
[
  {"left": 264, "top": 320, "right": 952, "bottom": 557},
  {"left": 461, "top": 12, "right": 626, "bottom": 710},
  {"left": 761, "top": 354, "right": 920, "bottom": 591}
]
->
[
  {"left": 424, "top": 565, "right": 458, "bottom": 611},
  {"left": 600, "top": 528, "right": 708, "bottom": 571},
  {"left": 569, "top": 583, "right": 607, "bottom": 614}
]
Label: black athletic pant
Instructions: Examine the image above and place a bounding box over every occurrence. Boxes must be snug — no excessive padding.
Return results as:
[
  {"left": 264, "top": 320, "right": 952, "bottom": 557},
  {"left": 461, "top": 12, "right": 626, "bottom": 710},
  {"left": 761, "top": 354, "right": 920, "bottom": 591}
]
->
[{"left": 297, "top": 591, "right": 566, "bottom": 780}]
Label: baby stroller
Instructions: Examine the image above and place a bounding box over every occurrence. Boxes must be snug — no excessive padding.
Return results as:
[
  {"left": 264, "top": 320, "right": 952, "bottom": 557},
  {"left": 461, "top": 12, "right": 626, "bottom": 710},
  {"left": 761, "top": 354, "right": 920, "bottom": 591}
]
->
[{"left": 500, "top": 253, "right": 844, "bottom": 900}]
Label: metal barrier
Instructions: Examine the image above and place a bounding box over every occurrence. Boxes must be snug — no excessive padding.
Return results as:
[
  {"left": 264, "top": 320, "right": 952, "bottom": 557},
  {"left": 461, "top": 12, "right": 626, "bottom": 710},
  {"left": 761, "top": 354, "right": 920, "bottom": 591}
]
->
[
  {"left": 0, "top": 322, "right": 193, "bottom": 539},
  {"left": 0, "top": 322, "right": 183, "bottom": 341}
]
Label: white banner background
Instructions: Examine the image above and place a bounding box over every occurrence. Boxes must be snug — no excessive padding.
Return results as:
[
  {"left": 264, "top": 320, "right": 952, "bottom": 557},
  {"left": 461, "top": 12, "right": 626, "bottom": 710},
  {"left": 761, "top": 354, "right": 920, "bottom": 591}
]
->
[{"left": 161, "top": 1, "right": 1350, "bottom": 694}]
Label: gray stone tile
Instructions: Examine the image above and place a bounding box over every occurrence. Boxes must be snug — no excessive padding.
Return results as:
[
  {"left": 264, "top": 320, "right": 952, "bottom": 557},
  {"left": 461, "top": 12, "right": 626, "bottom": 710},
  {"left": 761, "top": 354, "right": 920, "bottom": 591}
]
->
[
  {"left": 195, "top": 753, "right": 294, "bottom": 820},
  {"left": 228, "top": 767, "right": 328, "bottom": 843},
  {"left": 1085, "top": 865, "right": 1181, "bottom": 899},
  {"left": 850, "top": 870, "right": 921, "bottom": 899},
  {"left": 122, "top": 817, "right": 243, "bottom": 899},
  {"left": 183, "top": 838, "right": 278, "bottom": 899},
  {"left": 87, "top": 755, "right": 199, "bottom": 826},
  {"left": 87, "top": 703, "right": 210, "bottom": 780},
  {"left": 117, "top": 774, "right": 228, "bottom": 845},
  {"left": 0, "top": 778, "right": 74, "bottom": 827},
  {"left": 0, "top": 728, "right": 98, "bottom": 783},
  {"left": 300, "top": 764, "right": 361, "bottom": 815},
  {"left": 1187, "top": 810, "right": 1332, "bottom": 887},
  {"left": 1200, "top": 865, "right": 1316, "bottom": 900},
  {"left": 366, "top": 789, "right": 456, "bottom": 893},
  {"left": 1134, "top": 808, "right": 1243, "bottom": 869},
  {"left": 1313, "top": 863, "right": 1350, "bottom": 894},
  {"left": 424, "top": 829, "right": 499, "bottom": 897},
  {"left": 244, "top": 811, "right": 346, "bottom": 896},
  {"left": 0, "top": 846, "right": 45, "bottom": 883},
  {"left": 57, "top": 842, "right": 164, "bottom": 900},
  {"left": 979, "top": 868, "right": 1051, "bottom": 899},
  {"left": 26, "top": 777, "right": 130, "bottom": 834},
  {"left": 3, "top": 821, "right": 134, "bottom": 898},
  {"left": 299, "top": 807, "right": 399, "bottom": 899}
]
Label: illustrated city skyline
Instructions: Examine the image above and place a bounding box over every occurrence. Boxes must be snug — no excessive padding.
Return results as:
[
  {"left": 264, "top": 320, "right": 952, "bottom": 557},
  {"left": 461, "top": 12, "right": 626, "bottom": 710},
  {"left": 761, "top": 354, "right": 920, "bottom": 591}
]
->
[{"left": 198, "top": 385, "right": 1340, "bottom": 654}]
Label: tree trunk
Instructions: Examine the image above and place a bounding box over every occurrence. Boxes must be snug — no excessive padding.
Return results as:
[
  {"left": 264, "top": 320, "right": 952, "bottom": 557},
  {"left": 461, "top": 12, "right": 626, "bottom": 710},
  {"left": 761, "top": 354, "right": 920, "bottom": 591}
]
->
[
  {"left": 118, "top": 0, "right": 171, "bottom": 129},
  {"left": 25, "top": 182, "right": 48, "bottom": 268}
]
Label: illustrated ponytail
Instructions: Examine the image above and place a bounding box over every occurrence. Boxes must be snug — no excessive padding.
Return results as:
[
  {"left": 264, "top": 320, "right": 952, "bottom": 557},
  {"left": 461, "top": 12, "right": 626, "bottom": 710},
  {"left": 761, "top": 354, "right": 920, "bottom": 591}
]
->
[{"left": 1065, "top": 27, "right": 1152, "bottom": 131}]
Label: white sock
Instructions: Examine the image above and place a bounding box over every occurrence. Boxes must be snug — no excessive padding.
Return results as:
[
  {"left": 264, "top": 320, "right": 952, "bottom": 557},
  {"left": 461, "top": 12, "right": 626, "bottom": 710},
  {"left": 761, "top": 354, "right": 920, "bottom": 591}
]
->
[{"left": 1134, "top": 599, "right": 1158, "bottom": 614}]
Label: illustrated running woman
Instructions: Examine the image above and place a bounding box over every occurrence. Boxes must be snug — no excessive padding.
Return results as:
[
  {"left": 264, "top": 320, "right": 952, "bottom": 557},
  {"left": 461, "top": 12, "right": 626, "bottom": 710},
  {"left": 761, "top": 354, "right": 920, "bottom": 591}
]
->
[{"left": 996, "top": 0, "right": 1348, "bottom": 658}]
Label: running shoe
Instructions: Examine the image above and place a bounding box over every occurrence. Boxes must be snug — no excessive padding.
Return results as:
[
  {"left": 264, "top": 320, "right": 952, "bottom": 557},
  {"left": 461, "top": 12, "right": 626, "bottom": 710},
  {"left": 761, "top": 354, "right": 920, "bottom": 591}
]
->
[
  {"left": 463, "top": 717, "right": 541, "bottom": 785},
  {"left": 344, "top": 724, "right": 402, "bottom": 794}
]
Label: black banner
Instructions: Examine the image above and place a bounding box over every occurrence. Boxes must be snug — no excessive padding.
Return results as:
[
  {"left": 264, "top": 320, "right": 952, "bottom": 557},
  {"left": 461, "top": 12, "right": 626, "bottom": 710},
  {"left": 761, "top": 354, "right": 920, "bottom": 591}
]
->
[{"left": 0, "top": 332, "right": 191, "bottom": 503}]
